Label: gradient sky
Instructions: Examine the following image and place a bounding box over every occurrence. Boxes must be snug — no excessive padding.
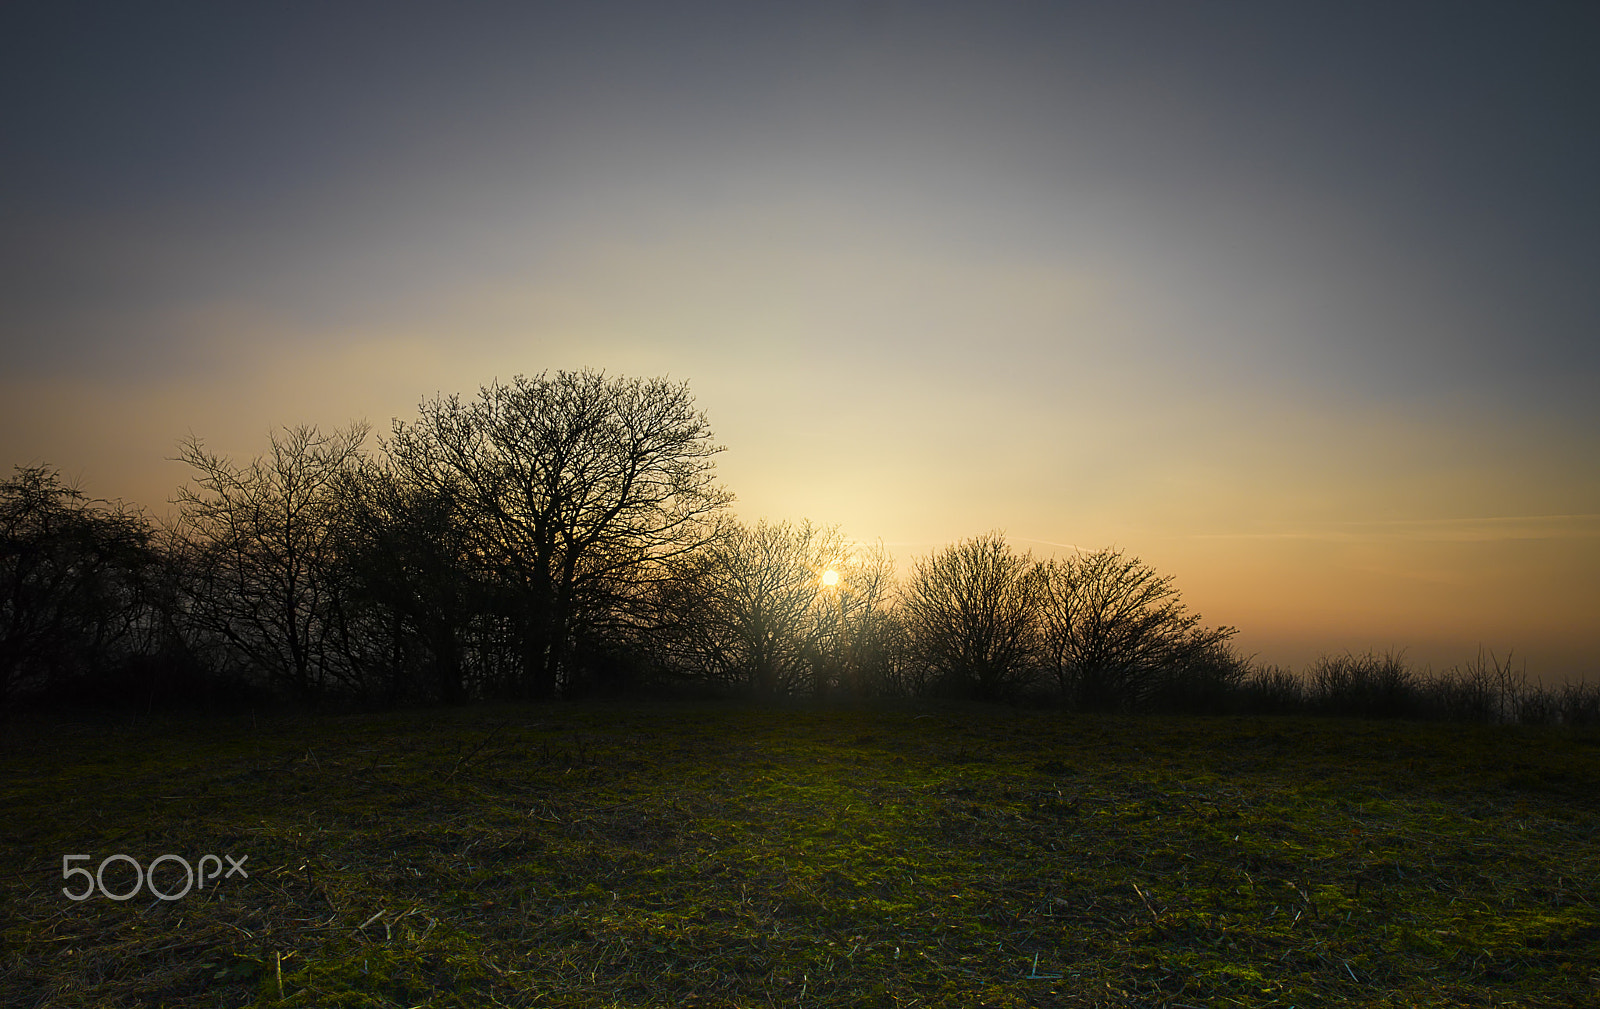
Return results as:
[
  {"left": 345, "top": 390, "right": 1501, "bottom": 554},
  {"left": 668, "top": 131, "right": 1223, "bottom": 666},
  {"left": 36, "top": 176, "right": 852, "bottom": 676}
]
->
[{"left": 3, "top": 2, "right": 1597, "bottom": 680}]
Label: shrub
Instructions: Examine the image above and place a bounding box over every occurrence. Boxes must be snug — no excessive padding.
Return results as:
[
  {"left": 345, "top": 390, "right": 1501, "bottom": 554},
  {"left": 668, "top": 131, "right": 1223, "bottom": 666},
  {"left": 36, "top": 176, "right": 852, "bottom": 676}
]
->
[
  {"left": 1418, "top": 649, "right": 1525, "bottom": 723},
  {"left": 1239, "top": 664, "right": 1305, "bottom": 715},
  {"left": 1558, "top": 680, "right": 1600, "bottom": 727},
  {"left": 1146, "top": 640, "right": 1251, "bottom": 713},
  {"left": 1305, "top": 650, "right": 1420, "bottom": 718}
]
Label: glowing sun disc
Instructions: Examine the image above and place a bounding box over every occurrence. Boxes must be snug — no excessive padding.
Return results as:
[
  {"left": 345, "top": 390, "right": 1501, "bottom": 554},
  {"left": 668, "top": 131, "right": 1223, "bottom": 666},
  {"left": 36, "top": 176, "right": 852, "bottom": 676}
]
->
[{"left": 821, "top": 569, "right": 840, "bottom": 587}]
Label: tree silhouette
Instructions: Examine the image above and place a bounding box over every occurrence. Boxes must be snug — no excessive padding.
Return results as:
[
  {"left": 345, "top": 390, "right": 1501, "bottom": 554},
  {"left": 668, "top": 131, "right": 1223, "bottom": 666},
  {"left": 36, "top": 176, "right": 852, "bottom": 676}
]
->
[
  {"left": 1037, "top": 547, "right": 1237, "bottom": 710},
  {"left": 806, "top": 538, "right": 897, "bottom": 699},
  {"left": 338, "top": 458, "right": 485, "bottom": 703},
  {"left": 900, "top": 532, "right": 1038, "bottom": 700},
  {"left": 0, "top": 465, "right": 160, "bottom": 709},
  {"left": 655, "top": 519, "right": 846, "bottom": 696},
  {"left": 385, "top": 371, "right": 730, "bottom": 699},
  {"left": 175, "top": 424, "right": 369, "bottom": 700}
]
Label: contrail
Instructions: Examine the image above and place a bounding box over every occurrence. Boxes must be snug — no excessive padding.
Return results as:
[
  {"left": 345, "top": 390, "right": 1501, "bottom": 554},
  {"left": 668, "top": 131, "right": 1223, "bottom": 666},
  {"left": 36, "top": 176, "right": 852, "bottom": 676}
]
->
[{"left": 1011, "top": 537, "right": 1088, "bottom": 552}]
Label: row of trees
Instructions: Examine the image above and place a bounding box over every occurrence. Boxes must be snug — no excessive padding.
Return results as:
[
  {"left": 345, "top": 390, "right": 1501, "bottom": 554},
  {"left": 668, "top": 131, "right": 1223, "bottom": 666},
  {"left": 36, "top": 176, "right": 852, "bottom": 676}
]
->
[{"left": 2, "top": 369, "right": 1241, "bottom": 712}]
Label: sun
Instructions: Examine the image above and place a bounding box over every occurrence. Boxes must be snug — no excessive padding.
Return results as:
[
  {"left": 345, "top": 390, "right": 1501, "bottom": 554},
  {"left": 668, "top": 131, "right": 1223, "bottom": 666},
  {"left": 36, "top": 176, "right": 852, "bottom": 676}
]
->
[{"left": 821, "top": 569, "right": 840, "bottom": 587}]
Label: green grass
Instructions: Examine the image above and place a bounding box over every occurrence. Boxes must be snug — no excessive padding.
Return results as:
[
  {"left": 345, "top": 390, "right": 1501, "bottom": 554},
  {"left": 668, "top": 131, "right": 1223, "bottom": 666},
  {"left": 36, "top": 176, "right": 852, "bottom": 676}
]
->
[{"left": 2, "top": 703, "right": 1597, "bottom": 1007}]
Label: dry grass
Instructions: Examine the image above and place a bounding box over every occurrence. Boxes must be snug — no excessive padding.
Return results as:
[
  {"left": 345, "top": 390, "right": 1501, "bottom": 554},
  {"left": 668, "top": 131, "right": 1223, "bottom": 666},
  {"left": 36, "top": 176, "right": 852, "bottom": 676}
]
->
[{"left": 2, "top": 703, "right": 1597, "bottom": 1007}]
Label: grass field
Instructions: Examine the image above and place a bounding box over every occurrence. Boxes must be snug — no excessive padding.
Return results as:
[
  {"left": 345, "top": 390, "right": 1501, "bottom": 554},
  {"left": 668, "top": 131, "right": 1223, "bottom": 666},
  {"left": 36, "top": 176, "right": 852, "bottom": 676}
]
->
[{"left": 2, "top": 703, "right": 1597, "bottom": 1007}]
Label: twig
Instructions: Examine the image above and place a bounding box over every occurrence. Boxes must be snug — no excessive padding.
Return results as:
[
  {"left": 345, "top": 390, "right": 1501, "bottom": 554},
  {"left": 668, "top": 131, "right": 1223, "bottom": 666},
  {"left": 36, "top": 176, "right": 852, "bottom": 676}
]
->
[
  {"left": 447, "top": 720, "right": 508, "bottom": 782},
  {"left": 1132, "top": 882, "right": 1163, "bottom": 928}
]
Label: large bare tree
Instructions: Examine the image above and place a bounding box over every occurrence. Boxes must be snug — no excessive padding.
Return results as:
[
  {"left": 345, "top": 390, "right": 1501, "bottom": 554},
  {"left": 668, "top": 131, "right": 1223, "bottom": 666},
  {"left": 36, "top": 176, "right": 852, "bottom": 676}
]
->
[{"left": 385, "top": 370, "right": 730, "bottom": 698}]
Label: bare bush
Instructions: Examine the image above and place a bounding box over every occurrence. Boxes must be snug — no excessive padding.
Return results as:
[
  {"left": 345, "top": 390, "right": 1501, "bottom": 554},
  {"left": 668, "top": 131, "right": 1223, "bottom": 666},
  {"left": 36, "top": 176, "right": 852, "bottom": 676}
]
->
[
  {"left": 1147, "top": 638, "right": 1251, "bottom": 713},
  {"left": 1239, "top": 664, "right": 1305, "bottom": 714},
  {"left": 807, "top": 540, "right": 900, "bottom": 699},
  {"left": 1558, "top": 680, "right": 1600, "bottom": 727},
  {"left": 653, "top": 521, "right": 903, "bottom": 698},
  {"left": 1305, "top": 650, "right": 1420, "bottom": 718},
  {"left": 1419, "top": 649, "right": 1526, "bottom": 723}
]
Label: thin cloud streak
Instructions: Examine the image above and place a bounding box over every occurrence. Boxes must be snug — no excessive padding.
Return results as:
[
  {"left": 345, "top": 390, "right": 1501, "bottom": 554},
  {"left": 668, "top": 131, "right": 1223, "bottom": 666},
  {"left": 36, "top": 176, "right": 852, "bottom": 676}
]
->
[{"left": 1193, "top": 515, "right": 1600, "bottom": 543}]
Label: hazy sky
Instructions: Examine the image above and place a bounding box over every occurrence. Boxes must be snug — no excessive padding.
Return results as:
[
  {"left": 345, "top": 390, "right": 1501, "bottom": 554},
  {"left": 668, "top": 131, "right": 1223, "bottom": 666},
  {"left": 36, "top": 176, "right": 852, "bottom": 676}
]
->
[{"left": 3, "top": 2, "right": 1597, "bottom": 679}]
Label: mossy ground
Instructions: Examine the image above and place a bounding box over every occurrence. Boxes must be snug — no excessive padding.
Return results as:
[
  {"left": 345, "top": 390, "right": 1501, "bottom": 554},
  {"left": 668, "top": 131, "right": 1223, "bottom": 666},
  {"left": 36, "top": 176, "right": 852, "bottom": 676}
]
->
[{"left": 2, "top": 703, "right": 1597, "bottom": 1007}]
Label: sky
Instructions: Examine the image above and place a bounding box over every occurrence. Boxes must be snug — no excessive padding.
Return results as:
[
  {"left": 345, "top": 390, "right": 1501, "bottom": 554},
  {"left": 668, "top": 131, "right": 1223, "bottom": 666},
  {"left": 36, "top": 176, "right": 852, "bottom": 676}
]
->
[{"left": 2, "top": 1, "right": 1597, "bottom": 680}]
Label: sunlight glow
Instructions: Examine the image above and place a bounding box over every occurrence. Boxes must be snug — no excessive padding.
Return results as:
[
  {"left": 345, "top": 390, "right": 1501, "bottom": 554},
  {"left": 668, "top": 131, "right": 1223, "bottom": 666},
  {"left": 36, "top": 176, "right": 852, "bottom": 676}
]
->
[{"left": 821, "top": 569, "right": 840, "bottom": 587}]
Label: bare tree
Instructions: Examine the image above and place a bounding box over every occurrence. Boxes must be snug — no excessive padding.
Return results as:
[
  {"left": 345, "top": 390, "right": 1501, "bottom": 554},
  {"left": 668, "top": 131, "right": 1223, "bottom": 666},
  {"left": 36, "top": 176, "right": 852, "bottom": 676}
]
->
[
  {"left": 175, "top": 423, "right": 369, "bottom": 700},
  {"left": 1037, "top": 547, "right": 1237, "bottom": 710},
  {"left": 900, "top": 532, "right": 1038, "bottom": 700},
  {"left": 385, "top": 371, "right": 730, "bottom": 699},
  {"left": 0, "top": 466, "right": 159, "bottom": 708},
  {"left": 337, "top": 459, "right": 484, "bottom": 704},
  {"left": 654, "top": 519, "right": 905, "bottom": 698},
  {"left": 807, "top": 539, "right": 898, "bottom": 698},
  {"left": 657, "top": 519, "right": 844, "bottom": 695}
]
